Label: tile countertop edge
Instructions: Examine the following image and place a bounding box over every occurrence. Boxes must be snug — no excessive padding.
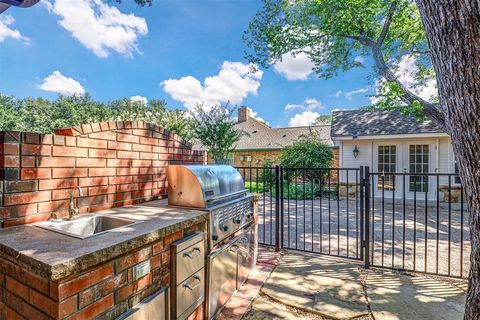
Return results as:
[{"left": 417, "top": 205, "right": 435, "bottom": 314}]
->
[{"left": 0, "top": 202, "right": 209, "bottom": 282}]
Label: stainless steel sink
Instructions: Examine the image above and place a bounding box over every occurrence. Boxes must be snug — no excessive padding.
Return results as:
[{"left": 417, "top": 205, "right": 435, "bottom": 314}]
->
[{"left": 35, "top": 215, "right": 141, "bottom": 239}]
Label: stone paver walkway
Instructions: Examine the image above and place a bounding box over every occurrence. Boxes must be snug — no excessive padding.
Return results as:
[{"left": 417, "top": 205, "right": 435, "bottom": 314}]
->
[
  {"left": 261, "top": 252, "right": 368, "bottom": 319},
  {"left": 244, "top": 250, "right": 466, "bottom": 320},
  {"left": 367, "top": 271, "right": 466, "bottom": 320}
]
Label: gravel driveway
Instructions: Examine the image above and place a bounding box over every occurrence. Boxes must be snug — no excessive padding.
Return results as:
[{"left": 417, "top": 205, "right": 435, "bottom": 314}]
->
[{"left": 256, "top": 194, "right": 470, "bottom": 278}]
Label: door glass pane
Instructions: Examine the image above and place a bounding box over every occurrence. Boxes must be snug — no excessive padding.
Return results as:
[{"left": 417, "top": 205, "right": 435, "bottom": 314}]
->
[
  {"left": 409, "top": 144, "right": 429, "bottom": 192},
  {"left": 377, "top": 145, "right": 396, "bottom": 191}
]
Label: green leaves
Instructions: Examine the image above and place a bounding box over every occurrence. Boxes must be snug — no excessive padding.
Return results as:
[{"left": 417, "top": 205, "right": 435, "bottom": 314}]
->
[
  {"left": 189, "top": 105, "right": 242, "bottom": 164},
  {"left": 0, "top": 94, "right": 193, "bottom": 139},
  {"left": 279, "top": 134, "right": 333, "bottom": 181},
  {"left": 245, "top": 0, "right": 436, "bottom": 119}
]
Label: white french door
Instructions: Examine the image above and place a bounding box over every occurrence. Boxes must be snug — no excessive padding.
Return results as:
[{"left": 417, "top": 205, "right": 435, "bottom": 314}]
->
[
  {"left": 405, "top": 143, "right": 436, "bottom": 199},
  {"left": 373, "top": 143, "right": 400, "bottom": 198}
]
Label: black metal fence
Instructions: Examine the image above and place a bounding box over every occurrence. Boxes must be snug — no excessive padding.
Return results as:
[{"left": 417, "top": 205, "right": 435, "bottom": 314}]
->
[
  {"left": 366, "top": 169, "right": 470, "bottom": 278},
  {"left": 236, "top": 165, "right": 470, "bottom": 279}
]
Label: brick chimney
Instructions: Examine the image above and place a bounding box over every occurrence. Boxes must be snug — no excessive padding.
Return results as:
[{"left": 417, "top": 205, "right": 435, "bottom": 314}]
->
[{"left": 238, "top": 106, "right": 250, "bottom": 122}]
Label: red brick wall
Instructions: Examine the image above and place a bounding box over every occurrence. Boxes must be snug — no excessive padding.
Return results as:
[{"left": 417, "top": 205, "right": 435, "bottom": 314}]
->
[
  {"left": 0, "top": 121, "right": 205, "bottom": 228},
  {"left": 0, "top": 222, "right": 206, "bottom": 320}
]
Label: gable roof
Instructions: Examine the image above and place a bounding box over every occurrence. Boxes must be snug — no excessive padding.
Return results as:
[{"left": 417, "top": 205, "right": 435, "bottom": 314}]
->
[
  {"left": 193, "top": 117, "right": 334, "bottom": 151},
  {"left": 233, "top": 117, "right": 333, "bottom": 150},
  {"left": 331, "top": 109, "right": 445, "bottom": 138}
]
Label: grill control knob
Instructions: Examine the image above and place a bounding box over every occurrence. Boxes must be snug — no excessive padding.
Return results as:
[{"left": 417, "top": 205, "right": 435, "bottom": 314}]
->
[
  {"left": 212, "top": 235, "right": 218, "bottom": 241},
  {"left": 234, "top": 218, "right": 241, "bottom": 224},
  {"left": 222, "top": 225, "right": 229, "bottom": 232},
  {"left": 246, "top": 214, "right": 252, "bottom": 219}
]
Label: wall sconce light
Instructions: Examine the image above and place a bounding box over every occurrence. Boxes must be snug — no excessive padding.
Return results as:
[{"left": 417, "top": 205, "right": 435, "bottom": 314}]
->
[{"left": 353, "top": 145, "right": 359, "bottom": 158}]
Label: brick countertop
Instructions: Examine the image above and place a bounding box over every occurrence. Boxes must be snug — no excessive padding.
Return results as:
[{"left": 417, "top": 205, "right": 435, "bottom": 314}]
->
[{"left": 0, "top": 199, "right": 208, "bottom": 281}]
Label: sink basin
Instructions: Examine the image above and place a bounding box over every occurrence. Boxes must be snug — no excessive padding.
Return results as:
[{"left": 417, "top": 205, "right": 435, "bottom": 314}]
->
[{"left": 35, "top": 215, "right": 141, "bottom": 239}]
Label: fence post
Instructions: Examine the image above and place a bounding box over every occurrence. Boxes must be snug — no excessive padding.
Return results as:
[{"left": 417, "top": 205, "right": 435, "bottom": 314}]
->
[
  {"left": 364, "top": 166, "right": 371, "bottom": 269},
  {"left": 359, "top": 166, "right": 364, "bottom": 261},
  {"left": 279, "top": 166, "right": 284, "bottom": 250},
  {"left": 275, "top": 165, "right": 281, "bottom": 252}
]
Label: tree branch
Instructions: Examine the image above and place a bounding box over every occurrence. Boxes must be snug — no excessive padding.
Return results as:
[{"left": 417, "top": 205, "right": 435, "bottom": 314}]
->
[
  {"left": 371, "top": 44, "right": 446, "bottom": 129},
  {"left": 378, "top": 1, "right": 398, "bottom": 44}
]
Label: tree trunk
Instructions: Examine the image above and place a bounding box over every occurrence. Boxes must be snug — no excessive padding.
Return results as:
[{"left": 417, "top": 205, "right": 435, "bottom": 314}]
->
[{"left": 414, "top": 1, "right": 480, "bottom": 319}]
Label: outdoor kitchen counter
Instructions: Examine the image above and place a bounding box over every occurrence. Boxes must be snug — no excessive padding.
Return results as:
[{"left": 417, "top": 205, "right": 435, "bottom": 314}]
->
[{"left": 0, "top": 199, "right": 208, "bottom": 281}]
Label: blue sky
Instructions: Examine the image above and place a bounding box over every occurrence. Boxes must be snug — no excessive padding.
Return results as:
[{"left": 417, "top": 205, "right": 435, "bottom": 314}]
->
[{"left": 0, "top": 0, "right": 376, "bottom": 128}]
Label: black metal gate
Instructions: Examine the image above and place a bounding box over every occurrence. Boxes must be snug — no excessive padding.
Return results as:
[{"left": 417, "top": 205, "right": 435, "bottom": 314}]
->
[
  {"left": 236, "top": 165, "right": 469, "bottom": 278},
  {"left": 365, "top": 168, "right": 470, "bottom": 278},
  {"left": 237, "top": 166, "right": 363, "bottom": 261}
]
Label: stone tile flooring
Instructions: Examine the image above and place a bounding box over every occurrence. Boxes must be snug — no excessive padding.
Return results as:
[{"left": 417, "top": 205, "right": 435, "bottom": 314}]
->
[
  {"left": 217, "top": 247, "right": 466, "bottom": 320},
  {"left": 245, "top": 250, "right": 466, "bottom": 320}
]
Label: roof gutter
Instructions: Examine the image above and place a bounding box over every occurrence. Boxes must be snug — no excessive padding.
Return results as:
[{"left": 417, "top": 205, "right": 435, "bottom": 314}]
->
[{"left": 332, "top": 132, "right": 449, "bottom": 140}]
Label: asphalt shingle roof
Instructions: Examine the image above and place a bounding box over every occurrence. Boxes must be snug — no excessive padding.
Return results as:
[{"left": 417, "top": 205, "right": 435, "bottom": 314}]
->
[
  {"left": 193, "top": 117, "right": 333, "bottom": 151},
  {"left": 331, "top": 109, "right": 444, "bottom": 138},
  {"left": 234, "top": 118, "right": 333, "bottom": 150}
]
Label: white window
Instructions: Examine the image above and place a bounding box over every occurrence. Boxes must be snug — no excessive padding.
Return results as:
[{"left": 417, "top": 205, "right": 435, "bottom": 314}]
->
[
  {"left": 377, "top": 145, "right": 396, "bottom": 190},
  {"left": 246, "top": 155, "right": 252, "bottom": 162},
  {"left": 409, "top": 144, "right": 429, "bottom": 192},
  {"left": 239, "top": 155, "right": 244, "bottom": 161}
]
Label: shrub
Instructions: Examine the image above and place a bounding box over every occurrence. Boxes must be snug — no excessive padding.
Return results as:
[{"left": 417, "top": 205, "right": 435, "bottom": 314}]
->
[
  {"left": 280, "top": 135, "right": 333, "bottom": 182},
  {"left": 259, "top": 160, "right": 276, "bottom": 189}
]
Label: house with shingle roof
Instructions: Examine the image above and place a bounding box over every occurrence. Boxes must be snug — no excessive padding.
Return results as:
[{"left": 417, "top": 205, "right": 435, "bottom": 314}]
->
[
  {"left": 203, "top": 106, "right": 338, "bottom": 167},
  {"left": 331, "top": 109, "right": 459, "bottom": 201}
]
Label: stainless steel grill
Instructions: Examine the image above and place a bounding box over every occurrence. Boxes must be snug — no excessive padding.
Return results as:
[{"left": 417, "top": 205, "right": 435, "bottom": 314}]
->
[
  {"left": 166, "top": 165, "right": 256, "bottom": 319},
  {"left": 166, "top": 165, "right": 254, "bottom": 248}
]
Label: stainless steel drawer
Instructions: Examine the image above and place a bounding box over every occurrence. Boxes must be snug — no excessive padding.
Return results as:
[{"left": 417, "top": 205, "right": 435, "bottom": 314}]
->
[
  {"left": 117, "top": 287, "right": 169, "bottom": 320},
  {"left": 173, "top": 232, "right": 205, "bottom": 285},
  {"left": 176, "top": 268, "right": 205, "bottom": 320}
]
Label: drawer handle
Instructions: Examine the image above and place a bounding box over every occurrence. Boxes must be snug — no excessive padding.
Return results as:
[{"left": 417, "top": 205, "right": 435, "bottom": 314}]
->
[
  {"left": 183, "top": 275, "right": 202, "bottom": 290},
  {"left": 183, "top": 247, "right": 201, "bottom": 259}
]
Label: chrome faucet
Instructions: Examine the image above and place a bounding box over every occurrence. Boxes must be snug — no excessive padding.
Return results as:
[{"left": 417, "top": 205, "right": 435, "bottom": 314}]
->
[{"left": 69, "top": 186, "right": 84, "bottom": 220}]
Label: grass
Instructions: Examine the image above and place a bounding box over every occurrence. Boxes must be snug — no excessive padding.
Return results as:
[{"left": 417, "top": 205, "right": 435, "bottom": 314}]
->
[
  {"left": 245, "top": 181, "right": 338, "bottom": 200},
  {"left": 245, "top": 181, "right": 270, "bottom": 193}
]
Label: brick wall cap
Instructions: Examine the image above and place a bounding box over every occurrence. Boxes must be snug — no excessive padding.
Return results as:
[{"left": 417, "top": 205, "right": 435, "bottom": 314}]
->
[{"left": 52, "top": 121, "right": 192, "bottom": 147}]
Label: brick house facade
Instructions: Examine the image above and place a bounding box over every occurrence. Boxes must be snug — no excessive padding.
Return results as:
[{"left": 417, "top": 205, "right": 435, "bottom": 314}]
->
[{"left": 205, "top": 107, "right": 339, "bottom": 168}]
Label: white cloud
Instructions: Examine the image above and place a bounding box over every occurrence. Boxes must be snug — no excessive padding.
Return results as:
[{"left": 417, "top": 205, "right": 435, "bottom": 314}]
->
[
  {"left": 37, "top": 70, "right": 85, "bottom": 96},
  {"left": 162, "top": 61, "right": 263, "bottom": 109},
  {"left": 335, "top": 86, "right": 370, "bottom": 100},
  {"left": 43, "top": 0, "right": 147, "bottom": 58},
  {"left": 247, "top": 107, "right": 269, "bottom": 125},
  {"left": 130, "top": 95, "right": 147, "bottom": 105},
  {"left": 288, "top": 110, "right": 320, "bottom": 127},
  {"left": 273, "top": 51, "right": 315, "bottom": 80},
  {"left": 396, "top": 54, "right": 437, "bottom": 101},
  {"left": 353, "top": 56, "right": 365, "bottom": 64},
  {"left": 284, "top": 98, "right": 324, "bottom": 112},
  {"left": 284, "top": 103, "right": 304, "bottom": 111},
  {"left": 371, "top": 54, "right": 437, "bottom": 104},
  {"left": 0, "top": 15, "right": 30, "bottom": 44}
]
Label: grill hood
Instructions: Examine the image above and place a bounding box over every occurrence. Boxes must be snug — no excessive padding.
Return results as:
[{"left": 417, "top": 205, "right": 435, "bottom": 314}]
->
[{"left": 166, "top": 165, "right": 245, "bottom": 208}]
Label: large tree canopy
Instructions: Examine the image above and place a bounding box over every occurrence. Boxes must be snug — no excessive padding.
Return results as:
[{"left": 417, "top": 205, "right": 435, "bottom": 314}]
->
[
  {"left": 0, "top": 94, "right": 193, "bottom": 140},
  {"left": 246, "top": 1, "right": 480, "bottom": 318},
  {"left": 244, "top": 0, "right": 444, "bottom": 127}
]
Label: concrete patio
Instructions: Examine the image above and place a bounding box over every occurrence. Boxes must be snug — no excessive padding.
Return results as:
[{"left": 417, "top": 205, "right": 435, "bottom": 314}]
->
[{"left": 242, "top": 249, "right": 466, "bottom": 320}]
